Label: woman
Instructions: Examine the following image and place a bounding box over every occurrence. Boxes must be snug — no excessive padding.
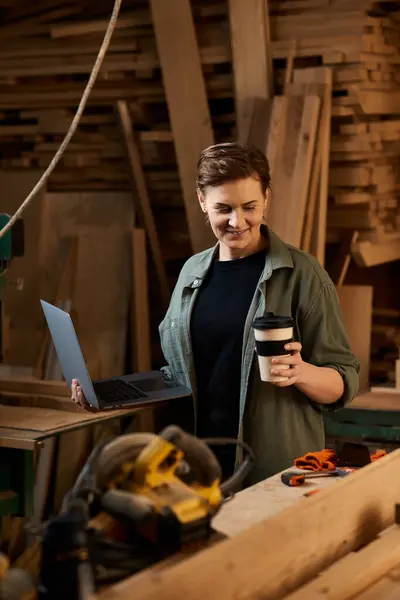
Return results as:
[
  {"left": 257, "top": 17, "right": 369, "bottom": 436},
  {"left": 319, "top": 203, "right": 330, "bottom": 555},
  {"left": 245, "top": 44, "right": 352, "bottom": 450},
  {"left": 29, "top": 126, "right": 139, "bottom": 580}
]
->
[{"left": 73, "top": 143, "right": 359, "bottom": 485}]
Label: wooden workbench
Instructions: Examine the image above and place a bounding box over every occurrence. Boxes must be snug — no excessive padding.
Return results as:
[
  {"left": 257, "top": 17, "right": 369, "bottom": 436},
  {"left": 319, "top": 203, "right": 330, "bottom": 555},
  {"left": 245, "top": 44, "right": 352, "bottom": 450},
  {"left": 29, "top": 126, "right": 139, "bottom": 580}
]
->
[
  {"left": 98, "top": 469, "right": 338, "bottom": 600},
  {"left": 213, "top": 390, "right": 400, "bottom": 538},
  {"left": 100, "top": 450, "right": 400, "bottom": 600},
  {"left": 212, "top": 468, "right": 336, "bottom": 537},
  {"left": 0, "top": 401, "right": 144, "bottom": 534},
  {"left": 350, "top": 389, "right": 400, "bottom": 410},
  {"left": 0, "top": 403, "right": 142, "bottom": 449}
]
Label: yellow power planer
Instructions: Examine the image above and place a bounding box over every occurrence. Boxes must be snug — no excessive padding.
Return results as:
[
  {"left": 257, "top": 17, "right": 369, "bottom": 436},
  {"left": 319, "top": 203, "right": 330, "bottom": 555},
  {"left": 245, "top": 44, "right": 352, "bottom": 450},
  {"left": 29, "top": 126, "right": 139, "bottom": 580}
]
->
[{"left": 37, "top": 425, "right": 254, "bottom": 597}]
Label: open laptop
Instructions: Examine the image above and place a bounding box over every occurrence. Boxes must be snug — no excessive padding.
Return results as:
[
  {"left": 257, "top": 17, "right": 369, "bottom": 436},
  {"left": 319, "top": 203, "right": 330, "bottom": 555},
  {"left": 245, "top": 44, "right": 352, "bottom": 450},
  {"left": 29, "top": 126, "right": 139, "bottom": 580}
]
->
[{"left": 40, "top": 300, "right": 192, "bottom": 411}]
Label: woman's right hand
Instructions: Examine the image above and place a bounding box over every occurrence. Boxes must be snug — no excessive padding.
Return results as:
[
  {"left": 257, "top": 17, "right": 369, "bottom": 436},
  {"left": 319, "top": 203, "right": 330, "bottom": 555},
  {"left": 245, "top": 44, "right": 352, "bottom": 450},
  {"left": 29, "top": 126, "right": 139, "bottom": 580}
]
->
[{"left": 71, "top": 379, "right": 96, "bottom": 411}]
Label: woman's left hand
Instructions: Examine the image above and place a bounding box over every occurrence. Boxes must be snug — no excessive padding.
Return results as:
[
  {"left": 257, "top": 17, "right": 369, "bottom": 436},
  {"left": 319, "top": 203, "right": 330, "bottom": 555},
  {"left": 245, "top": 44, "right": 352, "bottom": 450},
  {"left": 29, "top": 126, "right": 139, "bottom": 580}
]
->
[{"left": 270, "top": 341, "right": 303, "bottom": 387}]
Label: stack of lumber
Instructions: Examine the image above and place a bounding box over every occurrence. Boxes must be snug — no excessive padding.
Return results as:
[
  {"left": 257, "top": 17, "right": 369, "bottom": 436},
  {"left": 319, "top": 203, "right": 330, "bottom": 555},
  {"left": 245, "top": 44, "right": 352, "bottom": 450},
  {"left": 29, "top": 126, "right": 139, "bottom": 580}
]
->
[
  {"left": 0, "top": 0, "right": 399, "bottom": 383},
  {"left": 268, "top": 0, "right": 400, "bottom": 265},
  {"left": 0, "top": 0, "right": 236, "bottom": 259},
  {"left": 0, "top": 0, "right": 399, "bottom": 262},
  {"left": 248, "top": 66, "right": 332, "bottom": 265}
]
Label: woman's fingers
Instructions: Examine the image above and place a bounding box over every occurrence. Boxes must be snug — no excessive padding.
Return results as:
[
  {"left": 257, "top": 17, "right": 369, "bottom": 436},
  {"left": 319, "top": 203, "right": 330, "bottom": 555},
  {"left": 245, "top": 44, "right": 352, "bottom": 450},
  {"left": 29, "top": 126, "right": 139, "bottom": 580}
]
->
[
  {"left": 284, "top": 342, "right": 302, "bottom": 352},
  {"left": 71, "top": 379, "right": 93, "bottom": 410},
  {"left": 271, "top": 354, "right": 301, "bottom": 366},
  {"left": 71, "top": 379, "right": 78, "bottom": 402},
  {"left": 272, "top": 366, "right": 300, "bottom": 378}
]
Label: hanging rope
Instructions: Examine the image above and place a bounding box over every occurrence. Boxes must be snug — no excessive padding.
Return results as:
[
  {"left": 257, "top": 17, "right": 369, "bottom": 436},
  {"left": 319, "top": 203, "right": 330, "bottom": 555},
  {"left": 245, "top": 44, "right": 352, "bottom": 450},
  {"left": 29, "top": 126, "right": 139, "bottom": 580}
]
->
[{"left": 0, "top": 0, "right": 123, "bottom": 240}]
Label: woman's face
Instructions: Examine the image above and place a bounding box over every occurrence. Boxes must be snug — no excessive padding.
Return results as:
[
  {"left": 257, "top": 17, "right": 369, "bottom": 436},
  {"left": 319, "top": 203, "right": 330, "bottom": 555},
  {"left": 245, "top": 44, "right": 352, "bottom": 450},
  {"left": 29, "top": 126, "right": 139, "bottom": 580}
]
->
[{"left": 198, "top": 176, "right": 267, "bottom": 256}]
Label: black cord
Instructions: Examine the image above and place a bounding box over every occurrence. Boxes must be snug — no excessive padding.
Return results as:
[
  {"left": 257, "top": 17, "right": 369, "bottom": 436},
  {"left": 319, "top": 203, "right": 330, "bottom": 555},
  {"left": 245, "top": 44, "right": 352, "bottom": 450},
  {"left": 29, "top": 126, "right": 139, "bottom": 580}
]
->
[{"left": 200, "top": 437, "right": 255, "bottom": 497}]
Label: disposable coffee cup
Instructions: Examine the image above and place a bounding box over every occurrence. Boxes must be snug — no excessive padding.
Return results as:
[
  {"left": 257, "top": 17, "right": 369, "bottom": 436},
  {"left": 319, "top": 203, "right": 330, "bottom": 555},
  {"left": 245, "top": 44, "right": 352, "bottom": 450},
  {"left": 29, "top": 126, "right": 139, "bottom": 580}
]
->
[{"left": 252, "top": 313, "right": 294, "bottom": 382}]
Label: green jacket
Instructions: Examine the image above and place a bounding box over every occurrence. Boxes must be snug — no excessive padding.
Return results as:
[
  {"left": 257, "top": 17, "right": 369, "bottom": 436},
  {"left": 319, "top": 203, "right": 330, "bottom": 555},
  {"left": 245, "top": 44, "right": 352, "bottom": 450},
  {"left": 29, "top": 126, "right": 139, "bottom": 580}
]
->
[{"left": 159, "top": 228, "right": 360, "bottom": 484}]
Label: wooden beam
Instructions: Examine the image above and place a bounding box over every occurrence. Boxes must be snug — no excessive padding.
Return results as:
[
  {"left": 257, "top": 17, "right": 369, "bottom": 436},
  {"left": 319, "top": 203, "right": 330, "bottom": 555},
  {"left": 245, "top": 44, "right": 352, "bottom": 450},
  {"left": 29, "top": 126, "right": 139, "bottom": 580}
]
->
[
  {"left": 290, "top": 67, "right": 332, "bottom": 265},
  {"left": 131, "top": 227, "right": 154, "bottom": 431},
  {"left": 396, "top": 359, "right": 400, "bottom": 390},
  {"left": 267, "top": 94, "right": 321, "bottom": 248},
  {"left": 50, "top": 12, "right": 151, "bottom": 38},
  {"left": 116, "top": 100, "right": 170, "bottom": 308},
  {"left": 285, "top": 526, "right": 400, "bottom": 600},
  {"left": 149, "top": 0, "right": 216, "bottom": 254},
  {"left": 99, "top": 449, "right": 400, "bottom": 600},
  {"left": 336, "top": 285, "right": 373, "bottom": 392},
  {"left": 131, "top": 228, "right": 151, "bottom": 372},
  {"left": 284, "top": 95, "right": 321, "bottom": 248},
  {"left": 229, "top": 0, "right": 274, "bottom": 142},
  {"left": 352, "top": 238, "right": 400, "bottom": 267},
  {"left": 355, "top": 566, "right": 400, "bottom": 600}
]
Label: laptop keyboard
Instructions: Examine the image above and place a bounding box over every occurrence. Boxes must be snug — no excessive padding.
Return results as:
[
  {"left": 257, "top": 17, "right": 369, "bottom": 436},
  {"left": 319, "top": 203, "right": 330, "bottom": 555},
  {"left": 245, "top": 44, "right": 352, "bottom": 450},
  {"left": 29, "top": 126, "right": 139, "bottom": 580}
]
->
[{"left": 93, "top": 378, "right": 148, "bottom": 405}]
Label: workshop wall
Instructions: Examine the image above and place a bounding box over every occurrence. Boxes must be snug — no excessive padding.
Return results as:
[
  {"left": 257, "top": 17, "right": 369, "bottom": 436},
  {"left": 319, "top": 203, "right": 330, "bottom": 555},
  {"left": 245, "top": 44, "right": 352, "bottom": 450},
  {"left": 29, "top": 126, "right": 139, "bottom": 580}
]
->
[{"left": 0, "top": 0, "right": 399, "bottom": 387}]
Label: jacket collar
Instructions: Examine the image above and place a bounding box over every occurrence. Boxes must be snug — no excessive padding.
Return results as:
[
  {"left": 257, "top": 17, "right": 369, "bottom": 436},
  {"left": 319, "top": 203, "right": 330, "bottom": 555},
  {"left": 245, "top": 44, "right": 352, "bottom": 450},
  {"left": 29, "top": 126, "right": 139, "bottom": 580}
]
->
[{"left": 186, "top": 226, "right": 294, "bottom": 287}]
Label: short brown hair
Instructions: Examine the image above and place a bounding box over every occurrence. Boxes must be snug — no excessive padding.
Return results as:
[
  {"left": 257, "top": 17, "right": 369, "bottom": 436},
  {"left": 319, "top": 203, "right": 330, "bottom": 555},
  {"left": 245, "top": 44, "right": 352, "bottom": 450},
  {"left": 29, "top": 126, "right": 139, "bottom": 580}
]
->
[{"left": 196, "top": 142, "right": 271, "bottom": 196}]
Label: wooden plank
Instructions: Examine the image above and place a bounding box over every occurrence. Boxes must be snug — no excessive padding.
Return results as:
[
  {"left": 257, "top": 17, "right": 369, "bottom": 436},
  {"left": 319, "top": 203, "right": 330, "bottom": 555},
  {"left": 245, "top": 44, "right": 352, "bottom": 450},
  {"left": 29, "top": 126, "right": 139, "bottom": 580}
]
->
[
  {"left": 229, "top": 0, "right": 273, "bottom": 142},
  {"left": 35, "top": 236, "right": 78, "bottom": 379},
  {"left": 99, "top": 449, "right": 400, "bottom": 600},
  {"left": 309, "top": 72, "right": 331, "bottom": 266},
  {"left": 116, "top": 100, "right": 169, "bottom": 308},
  {"left": 50, "top": 12, "right": 152, "bottom": 38},
  {"left": 291, "top": 67, "right": 332, "bottom": 265},
  {"left": 329, "top": 164, "right": 395, "bottom": 188},
  {"left": 265, "top": 97, "right": 287, "bottom": 175},
  {"left": 357, "top": 90, "right": 400, "bottom": 115},
  {"left": 355, "top": 567, "right": 400, "bottom": 599},
  {"left": 38, "top": 192, "right": 134, "bottom": 383},
  {"left": 244, "top": 97, "right": 273, "bottom": 152},
  {"left": 267, "top": 94, "right": 305, "bottom": 241},
  {"left": 40, "top": 190, "right": 133, "bottom": 293},
  {"left": 131, "top": 228, "right": 151, "bottom": 372},
  {"left": 350, "top": 391, "right": 400, "bottom": 411},
  {"left": 72, "top": 228, "right": 131, "bottom": 380},
  {"left": 32, "top": 436, "right": 56, "bottom": 531},
  {"left": 336, "top": 231, "right": 359, "bottom": 286},
  {"left": 352, "top": 239, "right": 400, "bottom": 267},
  {"left": 336, "top": 285, "right": 373, "bottom": 392},
  {"left": 131, "top": 227, "right": 154, "bottom": 433},
  {"left": 285, "top": 526, "right": 400, "bottom": 600},
  {"left": 301, "top": 154, "right": 320, "bottom": 254},
  {"left": 266, "top": 92, "right": 320, "bottom": 248},
  {"left": 212, "top": 470, "right": 336, "bottom": 538},
  {"left": 149, "top": 0, "right": 216, "bottom": 254},
  {"left": 328, "top": 207, "right": 378, "bottom": 230},
  {"left": 284, "top": 95, "right": 320, "bottom": 247}
]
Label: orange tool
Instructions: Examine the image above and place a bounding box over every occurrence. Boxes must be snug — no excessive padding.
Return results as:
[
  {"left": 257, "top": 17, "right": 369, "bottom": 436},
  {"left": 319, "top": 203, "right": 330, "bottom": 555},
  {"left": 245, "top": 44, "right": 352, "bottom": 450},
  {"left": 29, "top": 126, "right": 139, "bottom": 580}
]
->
[
  {"left": 281, "top": 468, "right": 352, "bottom": 487},
  {"left": 303, "top": 489, "right": 321, "bottom": 498}
]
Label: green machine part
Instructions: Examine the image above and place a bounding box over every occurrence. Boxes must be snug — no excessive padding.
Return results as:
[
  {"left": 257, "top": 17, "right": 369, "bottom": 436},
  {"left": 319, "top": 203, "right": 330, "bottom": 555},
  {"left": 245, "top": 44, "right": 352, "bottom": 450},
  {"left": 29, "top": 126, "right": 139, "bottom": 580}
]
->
[
  {"left": 0, "top": 214, "right": 12, "bottom": 356},
  {"left": 0, "top": 214, "right": 12, "bottom": 273},
  {"left": 0, "top": 215, "right": 32, "bottom": 531},
  {"left": 0, "top": 213, "right": 24, "bottom": 297}
]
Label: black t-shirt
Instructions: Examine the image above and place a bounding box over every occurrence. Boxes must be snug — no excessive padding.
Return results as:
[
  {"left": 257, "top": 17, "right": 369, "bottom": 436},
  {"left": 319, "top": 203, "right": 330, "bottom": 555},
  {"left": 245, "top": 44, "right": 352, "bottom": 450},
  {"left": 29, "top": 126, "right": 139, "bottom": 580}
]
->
[{"left": 190, "top": 249, "right": 265, "bottom": 478}]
